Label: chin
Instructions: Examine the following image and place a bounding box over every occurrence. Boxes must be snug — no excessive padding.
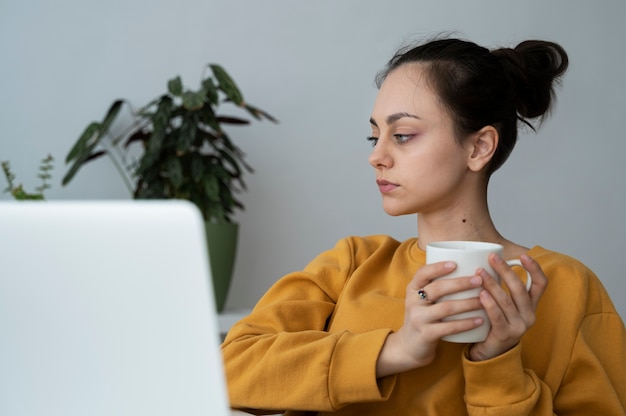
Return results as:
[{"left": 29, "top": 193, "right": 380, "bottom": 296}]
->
[{"left": 382, "top": 205, "right": 415, "bottom": 217}]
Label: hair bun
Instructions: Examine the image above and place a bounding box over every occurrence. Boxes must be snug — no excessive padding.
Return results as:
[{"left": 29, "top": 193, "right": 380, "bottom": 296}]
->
[{"left": 492, "top": 40, "right": 569, "bottom": 120}]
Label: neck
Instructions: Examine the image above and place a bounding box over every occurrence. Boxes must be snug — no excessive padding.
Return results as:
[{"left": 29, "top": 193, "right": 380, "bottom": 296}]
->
[
  {"left": 414, "top": 186, "right": 505, "bottom": 251},
  {"left": 416, "top": 211, "right": 505, "bottom": 250}
]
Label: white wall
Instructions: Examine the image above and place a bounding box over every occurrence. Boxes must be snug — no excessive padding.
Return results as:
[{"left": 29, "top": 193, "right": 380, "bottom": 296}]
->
[{"left": 1, "top": 0, "right": 625, "bottom": 318}]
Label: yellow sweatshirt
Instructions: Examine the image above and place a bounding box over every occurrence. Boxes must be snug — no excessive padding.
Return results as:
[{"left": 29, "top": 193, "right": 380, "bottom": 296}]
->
[{"left": 222, "top": 235, "right": 626, "bottom": 415}]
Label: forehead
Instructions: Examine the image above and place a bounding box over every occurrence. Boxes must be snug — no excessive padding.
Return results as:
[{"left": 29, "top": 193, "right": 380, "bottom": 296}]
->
[{"left": 372, "top": 64, "right": 446, "bottom": 124}]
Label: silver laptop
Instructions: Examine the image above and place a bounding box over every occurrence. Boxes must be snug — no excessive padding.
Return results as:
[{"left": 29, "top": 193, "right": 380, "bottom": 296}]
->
[{"left": 0, "top": 200, "right": 230, "bottom": 416}]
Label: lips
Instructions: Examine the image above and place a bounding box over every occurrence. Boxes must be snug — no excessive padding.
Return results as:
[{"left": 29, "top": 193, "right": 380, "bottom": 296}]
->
[{"left": 376, "top": 179, "right": 399, "bottom": 193}]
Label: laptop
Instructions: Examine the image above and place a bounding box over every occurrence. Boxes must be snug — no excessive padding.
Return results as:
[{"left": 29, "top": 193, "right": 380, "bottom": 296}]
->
[{"left": 0, "top": 200, "right": 231, "bottom": 416}]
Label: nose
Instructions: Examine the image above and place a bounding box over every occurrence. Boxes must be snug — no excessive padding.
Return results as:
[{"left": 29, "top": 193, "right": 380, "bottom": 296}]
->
[{"left": 368, "top": 137, "right": 393, "bottom": 169}]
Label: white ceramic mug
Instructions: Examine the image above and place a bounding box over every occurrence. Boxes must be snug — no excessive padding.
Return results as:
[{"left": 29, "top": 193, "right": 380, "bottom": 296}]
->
[{"left": 425, "top": 241, "right": 532, "bottom": 343}]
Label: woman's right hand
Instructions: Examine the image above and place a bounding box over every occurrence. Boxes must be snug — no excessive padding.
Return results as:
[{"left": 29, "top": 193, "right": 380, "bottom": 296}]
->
[{"left": 375, "top": 261, "right": 484, "bottom": 377}]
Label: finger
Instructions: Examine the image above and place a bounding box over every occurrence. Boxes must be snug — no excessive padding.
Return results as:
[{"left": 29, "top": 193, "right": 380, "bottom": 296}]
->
[
  {"left": 478, "top": 289, "right": 506, "bottom": 328},
  {"left": 413, "top": 297, "right": 484, "bottom": 328},
  {"left": 477, "top": 264, "right": 529, "bottom": 332},
  {"left": 487, "top": 254, "right": 533, "bottom": 313},
  {"left": 433, "top": 297, "right": 484, "bottom": 319},
  {"left": 476, "top": 268, "right": 515, "bottom": 326},
  {"left": 520, "top": 254, "right": 548, "bottom": 307},
  {"left": 479, "top": 287, "right": 531, "bottom": 345},
  {"left": 412, "top": 273, "right": 483, "bottom": 305},
  {"left": 489, "top": 254, "right": 529, "bottom": 296},
  {"left": 407, "top": 261, "right": 456, "bottom": 292},
  {"left": 431, "top": 316, "right": 485, "bottom": 340}
]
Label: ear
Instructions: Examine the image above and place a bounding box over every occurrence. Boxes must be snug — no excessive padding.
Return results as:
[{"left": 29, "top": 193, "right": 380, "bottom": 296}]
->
[{"left": 466, "top": 126, "right": 498, "bottom": 173}]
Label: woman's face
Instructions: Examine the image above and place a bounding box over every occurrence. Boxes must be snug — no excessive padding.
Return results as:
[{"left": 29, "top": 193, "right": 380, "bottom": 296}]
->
[{"left": 368, "top": 64, "right": 474, "bottom": 217}]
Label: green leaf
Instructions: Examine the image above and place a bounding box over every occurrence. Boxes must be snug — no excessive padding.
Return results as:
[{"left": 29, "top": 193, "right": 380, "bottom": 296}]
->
[
  {"left": 182, "top": 91, "right": 205, "bottom": 110},
  {"left": 63, "top": 149, "right": 107, "bottom": 186},
  {"left": 177, "top": 113, "right": 198, "bottom": 153},
  {"left": 1, "top": 161, "right": 15, "bottom": 192},
  {"left": 136, "top": 175, "right": 165, "bottom": 199},
  {"left": 143, "top": 95, "right": 173, "bottom": 161},
  {"left": 201, "top": 77, "right": 218, "bottom": 105},
  {"left": 208, "top": 130, "right": 235, "bottom": 153},
  {"left": 99, "top": 99, "right": 125, "bottom": 136},
  {"left": 199, "top": 104, "right": 220, "bottom": 133},
  {"left": 11, "top": 184, "right": 44, "bottom": 200},
  {"left": 244, "top": 103, "right": 279, "bottom": 123},
  {"left": 166, "top": 156, "right": 183, "bottom": 188},
  {"left": 84, "top": 150, "right": 107, "bottom": 163},
  {"left": 210, "top": 64, "right": 244, "bottom": 105},
  {"left": 153, "top": 95, "right": 174, "bottom": 131},
  {"left": 217, "top": 116, "right": 250, "bottom": 125},
  {"left": 217, "top": 148, "right": 243, "bottom": 178},
  {"left": 191, "top": 156, "right": 204, "bottom": 182},
  {"left": 65, "top": 122, "right": 101, "bottom": 163},
  {"left": 168, "top": 76, "right": 183, "bottom": 96},
  {"left": 62, "top": 153, "right": 90, "bottom": 186},
  {"left": 203, "top": 174, "right": 220, "bottom": 201},
  {"left": 124, "top": 129, "right": 150, "bottom": 147},
  {"left": 64, "top": 100, "right": 125, "bottom": 187}
]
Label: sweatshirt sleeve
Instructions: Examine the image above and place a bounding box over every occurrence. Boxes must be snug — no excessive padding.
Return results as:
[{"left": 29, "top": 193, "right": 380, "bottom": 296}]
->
[
  {"left": 462, "top": 249, "right": 626, "bottom": 416},
  {"left": 553, "top": 312, "right": 626, "bottom": 414},
  {"left": 462, "top": 311, "right": 626, "bottom": 415},
  {"left": 462, "top": 344, "right": 554, "bottom": 415},
  {"left": 221, "top": 237, "right": 396, "bottom": 414}
]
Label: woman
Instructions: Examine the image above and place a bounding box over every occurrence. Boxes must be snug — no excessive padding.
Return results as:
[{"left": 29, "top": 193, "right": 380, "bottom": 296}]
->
[{"left": 222, "top": 37, "right": 626, "bottom": 415}]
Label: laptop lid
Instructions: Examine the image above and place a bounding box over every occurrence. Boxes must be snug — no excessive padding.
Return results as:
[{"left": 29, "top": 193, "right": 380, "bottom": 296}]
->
[{"left": 0, "top": 200, "right": 230, "bottom": 416}]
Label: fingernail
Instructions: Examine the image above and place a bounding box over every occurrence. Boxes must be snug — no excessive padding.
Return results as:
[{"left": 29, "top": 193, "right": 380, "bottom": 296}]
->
[
  {"left": 491, "top": 253, "right": 503, "bottom": 263},
  {"left": 470, "top": 275, "right": 482, "bottom": 285},
  {"left": 445, "top": 261, "right": 456, "bottom": 269},
  {"left": 476, "top": 267, "right": 488, "bottom": 278}
]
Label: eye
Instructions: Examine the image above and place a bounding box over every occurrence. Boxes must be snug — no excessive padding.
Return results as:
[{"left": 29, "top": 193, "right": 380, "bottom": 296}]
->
[
  {"left": 393, "top": 134, "right": 414, "bottom": 144},
  {"left": 366, "top": 136, "right": 379, "bottom": 147}
]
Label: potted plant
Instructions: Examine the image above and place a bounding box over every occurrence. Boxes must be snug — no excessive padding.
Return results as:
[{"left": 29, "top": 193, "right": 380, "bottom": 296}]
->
[
  {"left": 62, "top": 64, "right": 277, "bottom": 311},
  {"left": 2, "top": 155, "right": 54, "bottom": 200}
]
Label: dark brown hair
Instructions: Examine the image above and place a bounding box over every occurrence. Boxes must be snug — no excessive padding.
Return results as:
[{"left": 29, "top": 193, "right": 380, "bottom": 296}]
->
[{"left": 375, "top": 37, "right": 569, "bottom": 175}]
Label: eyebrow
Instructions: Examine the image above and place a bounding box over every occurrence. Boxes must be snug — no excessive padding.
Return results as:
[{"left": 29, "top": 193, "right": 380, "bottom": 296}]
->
[{"left": 369, "top": 112, "right": 420, "bottom": 127}]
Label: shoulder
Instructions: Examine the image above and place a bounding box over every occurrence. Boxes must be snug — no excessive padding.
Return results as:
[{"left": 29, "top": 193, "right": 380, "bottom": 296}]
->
[
  {"left": 339, "top": 234, "right": 404, "bottom": 249},
  {"left": 529, "top": 246, "right": 618, "bottom": 315},
  {"left": 528, "top": 246, "right": 590, "bottom": 275},
  {"left": 312, "top": 235, "right": 417, "bottom": 271},
  {"left": 334, "top": 234, "right": 416, "bottom": 259}
]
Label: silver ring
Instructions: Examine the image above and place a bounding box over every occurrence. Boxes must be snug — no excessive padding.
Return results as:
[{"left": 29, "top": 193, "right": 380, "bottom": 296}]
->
[{"left": 417, "top": 289, "right": 429, "bottom": 302}]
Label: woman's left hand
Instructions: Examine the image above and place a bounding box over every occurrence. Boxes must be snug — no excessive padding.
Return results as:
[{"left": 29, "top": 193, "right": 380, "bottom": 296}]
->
[{"left": 468, "top": 253, "right": 548, "bottom": 361}]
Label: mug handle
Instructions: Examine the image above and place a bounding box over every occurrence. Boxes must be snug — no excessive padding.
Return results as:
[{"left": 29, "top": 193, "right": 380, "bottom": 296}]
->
[{"left": 505, "top": 259, "right": 532, "bottom": 290}]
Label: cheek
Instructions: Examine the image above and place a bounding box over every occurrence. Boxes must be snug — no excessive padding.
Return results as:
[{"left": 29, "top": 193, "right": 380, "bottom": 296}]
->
[
  {"left": 429, "top": 139, "right": 469, "bottom": 172},
  {"left": 405, "top": 145, "right": 468, "bottom": 190},
  {"left": 402, "top": 146, "right": 448, "bottom": 176}
]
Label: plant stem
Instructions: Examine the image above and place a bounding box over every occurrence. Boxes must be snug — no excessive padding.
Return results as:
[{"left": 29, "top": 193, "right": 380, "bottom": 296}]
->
[{"left": 103, "top": 139, "right": 134, "bottom": 195}]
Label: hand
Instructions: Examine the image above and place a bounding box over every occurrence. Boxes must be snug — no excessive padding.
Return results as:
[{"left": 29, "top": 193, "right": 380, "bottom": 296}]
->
[
  {"left": 468, "top": 253, "right": 548, "bottom": 361},
  {"left": 376, "top": 261, "right": 485, "bottom": 377}
]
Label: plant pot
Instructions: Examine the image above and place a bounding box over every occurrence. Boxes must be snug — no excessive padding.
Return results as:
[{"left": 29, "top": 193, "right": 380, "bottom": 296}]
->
[{"left": 205, "top": 221, "right": 238, "bottom": 312}]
